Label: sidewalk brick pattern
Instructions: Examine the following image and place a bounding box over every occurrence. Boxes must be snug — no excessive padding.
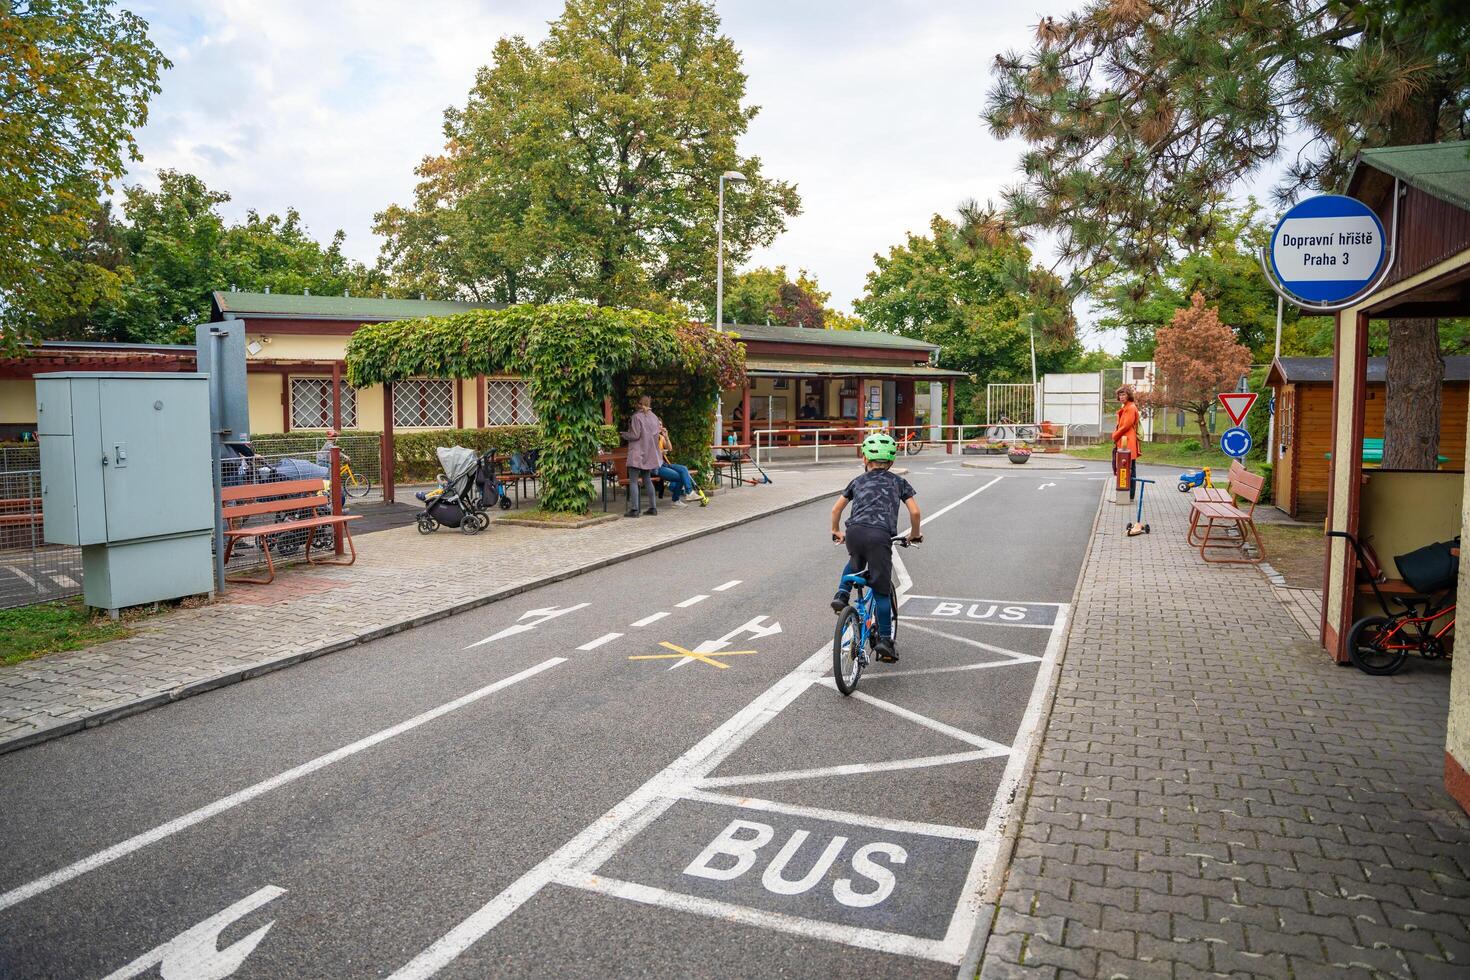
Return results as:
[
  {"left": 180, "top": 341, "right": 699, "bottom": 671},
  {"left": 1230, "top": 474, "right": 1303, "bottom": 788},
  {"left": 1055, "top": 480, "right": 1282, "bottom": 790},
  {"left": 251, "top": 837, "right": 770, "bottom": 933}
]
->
[
  {"left": 981, "top": 482, "right": 1470, "bottom": 979},
  {"left": 0, "top": 468, "right": 847, "bottom": 750}
]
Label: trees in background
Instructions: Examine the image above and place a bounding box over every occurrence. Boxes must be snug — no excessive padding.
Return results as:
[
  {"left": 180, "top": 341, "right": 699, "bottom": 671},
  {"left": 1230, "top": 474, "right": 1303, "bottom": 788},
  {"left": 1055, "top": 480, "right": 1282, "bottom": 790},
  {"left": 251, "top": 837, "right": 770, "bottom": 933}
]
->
[
  {"left": 1, "top": 0, "right": 169, "bottom": 350},
  {"left": 984, "top": 0, "right": 1470, "bottom": 469},
  {"left": 723, "top": 267, "right": 833, "bottom": 328},
  {"left": 375, "top": 0, "right": 799, "bottom": 313},
  {"left": 856, "top": 213, "right": 1077, "bottom": 420},
  {"left": 53, "top": 171, "right": 380, "bottom": 344},
  {"left": 1149, "top": 292, "right": 1253, "bottom": 446}
]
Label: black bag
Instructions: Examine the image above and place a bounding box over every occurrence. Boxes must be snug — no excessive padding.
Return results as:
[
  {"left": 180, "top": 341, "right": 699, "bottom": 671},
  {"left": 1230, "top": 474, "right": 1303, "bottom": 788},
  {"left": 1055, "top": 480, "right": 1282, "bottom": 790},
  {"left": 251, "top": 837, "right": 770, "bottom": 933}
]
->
[{"left": 1394, "top": 537, "right": 1460, "bottom": 593}]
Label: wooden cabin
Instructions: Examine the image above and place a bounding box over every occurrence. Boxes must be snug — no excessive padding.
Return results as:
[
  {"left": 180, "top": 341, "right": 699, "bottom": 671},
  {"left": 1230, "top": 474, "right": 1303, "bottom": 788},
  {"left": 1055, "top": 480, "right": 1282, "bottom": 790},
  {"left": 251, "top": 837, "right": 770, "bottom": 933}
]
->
[{"left": 1266, "top": 355, "right": 1470, "bottom": 521}]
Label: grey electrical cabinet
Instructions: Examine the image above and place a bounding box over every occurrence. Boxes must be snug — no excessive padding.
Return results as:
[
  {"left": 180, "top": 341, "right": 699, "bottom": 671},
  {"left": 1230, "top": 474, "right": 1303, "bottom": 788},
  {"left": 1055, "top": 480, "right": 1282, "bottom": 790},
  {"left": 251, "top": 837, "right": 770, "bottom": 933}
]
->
[{"left": 37, "top": 373, "right": 214, "bottom": 611}]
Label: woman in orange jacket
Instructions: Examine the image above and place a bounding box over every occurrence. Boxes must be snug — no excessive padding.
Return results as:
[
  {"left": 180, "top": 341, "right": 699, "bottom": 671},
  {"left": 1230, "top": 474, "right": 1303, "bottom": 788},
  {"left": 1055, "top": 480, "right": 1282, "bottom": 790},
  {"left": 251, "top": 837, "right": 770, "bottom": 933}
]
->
[{"left": 1112, "top": 385, "right": 1141, "bottom": 458}]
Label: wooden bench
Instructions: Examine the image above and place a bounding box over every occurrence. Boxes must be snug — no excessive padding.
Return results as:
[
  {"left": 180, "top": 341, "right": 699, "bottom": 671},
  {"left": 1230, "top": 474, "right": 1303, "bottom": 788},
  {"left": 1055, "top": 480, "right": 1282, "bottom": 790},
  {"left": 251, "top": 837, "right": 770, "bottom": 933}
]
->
[
  {"left": 221, "top": 479, "right": 361, "bottom": 584},
  {"left": 1190, "top": 460, "right": 1246, "bottom": 507},
  {"left": 607, "top": 451, "right": 668, "bottom": 507},
  {"left": 1189, "top": 469, "right": 1266, "bottom": 564}
]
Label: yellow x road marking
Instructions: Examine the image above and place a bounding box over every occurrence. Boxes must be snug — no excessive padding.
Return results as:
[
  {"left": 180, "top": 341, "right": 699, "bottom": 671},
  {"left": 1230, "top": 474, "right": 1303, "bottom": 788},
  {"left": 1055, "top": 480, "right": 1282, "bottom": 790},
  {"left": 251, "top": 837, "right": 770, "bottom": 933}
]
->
[{"left": 628, "top": 641, "right": 759, "bottom": 669}]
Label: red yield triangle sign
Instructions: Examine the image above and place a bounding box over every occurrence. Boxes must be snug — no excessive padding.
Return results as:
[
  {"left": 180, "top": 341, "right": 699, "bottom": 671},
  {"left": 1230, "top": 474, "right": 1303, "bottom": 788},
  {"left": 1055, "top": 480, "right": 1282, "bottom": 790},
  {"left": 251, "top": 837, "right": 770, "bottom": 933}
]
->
[{"left": 1218, "top": 392, "right": 1258, "bottom": 427}]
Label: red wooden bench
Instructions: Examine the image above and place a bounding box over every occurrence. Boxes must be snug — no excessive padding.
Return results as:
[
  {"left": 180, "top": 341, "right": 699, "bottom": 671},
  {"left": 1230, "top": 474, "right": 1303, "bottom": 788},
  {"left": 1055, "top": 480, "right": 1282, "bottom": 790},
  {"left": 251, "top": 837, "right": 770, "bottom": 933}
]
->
[
  {"left": 221, "top": 479, "right": 361, "bottom": 584},
  {"left": 1189, "top": 468, "right": 1267, "bottom": 564}
]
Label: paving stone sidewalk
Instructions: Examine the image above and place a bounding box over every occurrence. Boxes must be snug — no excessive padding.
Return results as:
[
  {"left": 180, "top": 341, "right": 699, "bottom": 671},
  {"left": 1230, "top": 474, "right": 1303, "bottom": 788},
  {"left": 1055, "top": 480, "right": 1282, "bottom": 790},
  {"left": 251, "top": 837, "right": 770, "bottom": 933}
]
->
[
  {"left": 980, "top": 482, "right": 1470, "bottom": 979},
  {"left": 0, "top": 467, "right": 846, "bottom": 753}
]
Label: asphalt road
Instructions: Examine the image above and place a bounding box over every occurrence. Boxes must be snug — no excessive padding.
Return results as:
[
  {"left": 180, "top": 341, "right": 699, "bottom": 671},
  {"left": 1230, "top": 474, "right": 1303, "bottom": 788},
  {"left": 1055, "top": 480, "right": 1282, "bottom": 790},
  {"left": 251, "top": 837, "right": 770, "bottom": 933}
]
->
[{"left": 0, "top": 457, "right": 1106, "bottom": 979}]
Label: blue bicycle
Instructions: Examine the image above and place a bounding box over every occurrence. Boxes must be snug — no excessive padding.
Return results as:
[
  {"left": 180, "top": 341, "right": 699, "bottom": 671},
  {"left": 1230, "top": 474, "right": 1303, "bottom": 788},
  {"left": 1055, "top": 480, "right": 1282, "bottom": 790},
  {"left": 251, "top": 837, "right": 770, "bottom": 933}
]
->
[{"left": 832, "top": 535, "right": 914, "bottom": 695}]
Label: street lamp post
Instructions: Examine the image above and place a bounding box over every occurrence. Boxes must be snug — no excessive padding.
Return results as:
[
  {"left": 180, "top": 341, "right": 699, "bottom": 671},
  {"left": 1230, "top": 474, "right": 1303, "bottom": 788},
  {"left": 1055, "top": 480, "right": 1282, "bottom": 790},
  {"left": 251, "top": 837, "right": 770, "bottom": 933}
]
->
[{"left": 714, "top": 170, "right": 746, "bottom": 446}]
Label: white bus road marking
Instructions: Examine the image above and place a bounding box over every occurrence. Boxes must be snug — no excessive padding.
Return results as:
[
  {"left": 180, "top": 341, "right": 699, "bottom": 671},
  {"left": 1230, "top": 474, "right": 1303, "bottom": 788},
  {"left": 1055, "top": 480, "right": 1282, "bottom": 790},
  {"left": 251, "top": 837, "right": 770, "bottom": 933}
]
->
[
  {"left": 679, "top": 789, "right": 984, "bottom": 842},
  {"left": 713, "top": 580, "right": 742, "bottom": 591},
  {"left": 630, "top": 611, "right": 669, "bottom": 628},
  {"left": 0, "top": 658, "right": 566, "bottom": 915},
  {"left": 387, "top": 471, "right": 1007, "bottom": 976},
  {"left": 675, "top": 594, "right": 709, "bottom": 608},
  {"left": 695, "top": 750, "right": 1005, "bottom": 789},
  {"left": 901, "top": 621, "right": 1041, "bottom": 660},
  {"left": 465, "top": 604, "right": 590, "bottom": 649},
  {"left": 103, "top": 885, "right": 285, "bottom": 980},
  {"left": 576, "top": 633, "right": 623, "bottom": 652}
]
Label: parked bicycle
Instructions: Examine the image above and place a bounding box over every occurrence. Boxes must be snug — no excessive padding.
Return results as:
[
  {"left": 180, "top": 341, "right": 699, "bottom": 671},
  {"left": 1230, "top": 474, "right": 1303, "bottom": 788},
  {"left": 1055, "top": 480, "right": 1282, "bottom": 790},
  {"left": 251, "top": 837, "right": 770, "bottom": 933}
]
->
[
  {"left": 1329, "top": 530, "right": 1456, "bottom": 675},
  {"left": 832, "top": 535, "right": 916, "bottom": 695},
  {"left": 896, "top": 429, "right": 925, "bottom": 456}
]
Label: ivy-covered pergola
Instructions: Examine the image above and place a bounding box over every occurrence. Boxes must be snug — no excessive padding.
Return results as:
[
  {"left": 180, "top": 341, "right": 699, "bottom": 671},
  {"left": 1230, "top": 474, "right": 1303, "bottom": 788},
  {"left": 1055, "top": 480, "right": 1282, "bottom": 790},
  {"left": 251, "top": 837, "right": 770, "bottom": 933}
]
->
[{"left": 344, "top": 303, "right": 745, "bottom": 513}]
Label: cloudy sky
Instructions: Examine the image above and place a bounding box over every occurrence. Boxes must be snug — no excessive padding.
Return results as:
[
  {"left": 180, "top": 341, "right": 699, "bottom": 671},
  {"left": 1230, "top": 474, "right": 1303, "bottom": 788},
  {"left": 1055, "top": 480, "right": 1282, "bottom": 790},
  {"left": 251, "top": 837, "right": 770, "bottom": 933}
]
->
[{"left": 119, "top": 0, "right": 1219, "bottom": 351}]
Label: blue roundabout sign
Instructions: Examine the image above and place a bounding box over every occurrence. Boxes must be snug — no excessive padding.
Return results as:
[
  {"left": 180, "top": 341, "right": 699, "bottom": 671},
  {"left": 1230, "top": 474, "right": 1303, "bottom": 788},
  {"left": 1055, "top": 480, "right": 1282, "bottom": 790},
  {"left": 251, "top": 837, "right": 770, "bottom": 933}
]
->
[
  {"left": 1269, "top": 194, "right": 1386, "bottom": 305},
  {"left": 1220, "top": 426, "right": 1253, "bottom": 459}
]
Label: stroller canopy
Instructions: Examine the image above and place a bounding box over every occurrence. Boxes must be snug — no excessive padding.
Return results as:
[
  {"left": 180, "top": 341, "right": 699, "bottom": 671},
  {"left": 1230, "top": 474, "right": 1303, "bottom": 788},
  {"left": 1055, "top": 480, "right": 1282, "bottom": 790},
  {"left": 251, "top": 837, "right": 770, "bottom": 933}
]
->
[{"left": 436, "top": 446, "right": 480, "bottom": 485}]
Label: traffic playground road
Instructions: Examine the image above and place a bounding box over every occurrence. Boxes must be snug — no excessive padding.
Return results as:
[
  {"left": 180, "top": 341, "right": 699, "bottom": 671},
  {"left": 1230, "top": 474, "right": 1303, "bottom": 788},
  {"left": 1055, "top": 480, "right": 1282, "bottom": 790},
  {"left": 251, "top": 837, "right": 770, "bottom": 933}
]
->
[{"left": 0, "top": 459, "right": 1105, "bottom": 978}]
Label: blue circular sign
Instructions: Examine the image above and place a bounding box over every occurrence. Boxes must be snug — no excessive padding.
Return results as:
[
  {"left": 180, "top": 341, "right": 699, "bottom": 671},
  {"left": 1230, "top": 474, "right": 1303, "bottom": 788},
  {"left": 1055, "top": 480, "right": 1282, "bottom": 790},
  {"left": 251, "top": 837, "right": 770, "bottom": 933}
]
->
[
  {"left": 1220, "top": 426, "right": 1252, "bottom": 459},
  {"left": 1270, "top": 194, "right": 1386, "bottom": 304}
]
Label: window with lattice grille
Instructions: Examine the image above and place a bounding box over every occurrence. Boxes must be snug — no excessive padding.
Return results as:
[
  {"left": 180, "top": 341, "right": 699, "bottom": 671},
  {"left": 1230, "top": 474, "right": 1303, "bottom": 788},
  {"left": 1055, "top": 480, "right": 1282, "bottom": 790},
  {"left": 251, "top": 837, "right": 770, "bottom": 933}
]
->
[
  {"left": 486, "top": 379, "right": 537, "bottom": 425},
  {"left": 394, "top": 379, "right": 454, "bottom": 428},
  {"left": 289, "top": 377, "right": 357, "bottom": 429}
]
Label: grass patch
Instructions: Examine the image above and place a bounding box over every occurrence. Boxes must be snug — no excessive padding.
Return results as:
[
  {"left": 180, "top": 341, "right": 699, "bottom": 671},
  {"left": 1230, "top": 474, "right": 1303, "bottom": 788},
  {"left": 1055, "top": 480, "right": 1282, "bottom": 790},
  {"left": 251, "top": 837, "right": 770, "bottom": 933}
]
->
[
  {"left": 508, "top": 508, "right": 599, "bottom": 524},
  {"left": 1065, "top": 441, "right": 1236, "bottom": 474},
  {"left": 0, "top": 599, "right": 134, "bottom": 667},
  {"left": 1256, "top": 524, "right": 1326, "bottom": 590}
]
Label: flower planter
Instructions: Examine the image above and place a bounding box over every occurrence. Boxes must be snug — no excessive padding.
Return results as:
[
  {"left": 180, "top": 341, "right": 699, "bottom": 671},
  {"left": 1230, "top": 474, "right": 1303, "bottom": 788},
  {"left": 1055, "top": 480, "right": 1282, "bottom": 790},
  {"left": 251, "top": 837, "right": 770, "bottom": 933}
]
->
[{"left": 1008, "top": 450, "right": 1031, "bottom": 464}]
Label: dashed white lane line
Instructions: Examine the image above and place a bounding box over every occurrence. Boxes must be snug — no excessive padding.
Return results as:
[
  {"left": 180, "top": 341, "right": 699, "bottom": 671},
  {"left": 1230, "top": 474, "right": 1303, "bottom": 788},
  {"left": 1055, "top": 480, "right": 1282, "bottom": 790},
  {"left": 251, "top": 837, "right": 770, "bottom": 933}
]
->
[
  {"left": 713, "top": 580, "right": 741, "bottom": 591},
  {"left": 0, "top": 657, "right": 567, "bottom": 915},
  {"left": 630, "top": 612, "right": 669, "bottom": 628},
  {"left": 675, "top": 594, "right": 709, "bottom": 608},
  {"left": 577, "top": 633, "right": 623, "bottom": 652}
]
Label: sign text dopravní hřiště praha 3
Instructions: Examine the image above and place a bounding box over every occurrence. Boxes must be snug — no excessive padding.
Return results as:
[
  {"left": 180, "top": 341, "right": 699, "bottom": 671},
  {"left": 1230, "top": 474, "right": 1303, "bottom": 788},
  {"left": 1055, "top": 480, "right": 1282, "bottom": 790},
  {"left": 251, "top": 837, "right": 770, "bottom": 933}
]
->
[{"left": 1269, "top": 195, "right": 1386, "bottom": 304}]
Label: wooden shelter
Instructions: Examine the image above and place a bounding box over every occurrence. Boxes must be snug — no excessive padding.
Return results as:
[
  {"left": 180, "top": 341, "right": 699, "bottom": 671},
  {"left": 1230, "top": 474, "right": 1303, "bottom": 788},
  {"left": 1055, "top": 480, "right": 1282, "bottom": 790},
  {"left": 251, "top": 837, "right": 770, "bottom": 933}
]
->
[
  {"left": 1315, "top": 141, "right": 1470, "bottom": 815},
  {"left": 1266, "top": 356, "right": 1470, "bottom": 520}
]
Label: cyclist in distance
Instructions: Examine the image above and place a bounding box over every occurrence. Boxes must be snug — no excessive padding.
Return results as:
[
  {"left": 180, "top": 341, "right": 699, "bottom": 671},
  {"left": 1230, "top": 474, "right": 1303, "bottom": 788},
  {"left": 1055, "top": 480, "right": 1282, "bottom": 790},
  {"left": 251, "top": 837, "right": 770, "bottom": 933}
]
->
[{"left": 830, "top": 431, "right": 922, "bottom": 663}]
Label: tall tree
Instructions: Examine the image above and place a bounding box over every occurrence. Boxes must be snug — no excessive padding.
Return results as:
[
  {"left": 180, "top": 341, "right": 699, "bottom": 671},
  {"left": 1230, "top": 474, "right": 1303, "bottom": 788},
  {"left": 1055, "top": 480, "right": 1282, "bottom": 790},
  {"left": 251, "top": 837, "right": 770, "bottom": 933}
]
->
[
  {"left": 1150, "top": 292, "right": 1253, "bottom": 445},
  {"left": 985, "top": 0, "right": 1470, "bottom": 469},
  {"left": 723, "top": 266, "right": 829, "bottom": 327},
  {"left": 68, "top": 170, "right": 380, "bottom": 344},
  {"left": 0, "top": 0, "right": 169, "bottom": 350},
  {"left": 856, "top": 213, "right": 1077, "bottom": 421},
  {"left": 1100, "top": 204, "right": 1300, "bottom": 360},
  {"left": 375, "top": 0, "right": 800, "bottom": 311}
]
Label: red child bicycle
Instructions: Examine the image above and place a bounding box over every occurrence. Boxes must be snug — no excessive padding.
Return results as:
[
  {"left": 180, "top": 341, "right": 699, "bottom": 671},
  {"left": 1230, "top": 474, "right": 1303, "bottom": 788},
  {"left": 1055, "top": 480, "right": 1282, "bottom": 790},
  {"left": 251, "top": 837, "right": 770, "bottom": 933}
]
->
[{"left": 1329, "top": 531, "right": 1456, "bottom": 675}]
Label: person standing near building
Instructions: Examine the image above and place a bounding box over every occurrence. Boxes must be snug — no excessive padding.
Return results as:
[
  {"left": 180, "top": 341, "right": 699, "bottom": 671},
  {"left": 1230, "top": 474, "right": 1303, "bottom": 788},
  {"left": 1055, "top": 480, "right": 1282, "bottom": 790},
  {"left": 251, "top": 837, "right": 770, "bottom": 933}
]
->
[
  {"left": 621, "top": 395, "right": 662, "bottom": 517},
  {"left": 1112, "top": 385, "right": 1142, "bottom": 485}
]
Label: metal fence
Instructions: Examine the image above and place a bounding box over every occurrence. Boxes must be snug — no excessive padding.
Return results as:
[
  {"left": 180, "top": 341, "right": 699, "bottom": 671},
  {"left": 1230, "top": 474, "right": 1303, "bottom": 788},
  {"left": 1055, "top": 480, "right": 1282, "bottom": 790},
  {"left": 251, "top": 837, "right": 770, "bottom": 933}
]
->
[
  {"left": 985, "top": 383, "right": 1039, "bottom": 424},
  {"left": 0, "top": 445, "right": 83, "bottom": 609}
]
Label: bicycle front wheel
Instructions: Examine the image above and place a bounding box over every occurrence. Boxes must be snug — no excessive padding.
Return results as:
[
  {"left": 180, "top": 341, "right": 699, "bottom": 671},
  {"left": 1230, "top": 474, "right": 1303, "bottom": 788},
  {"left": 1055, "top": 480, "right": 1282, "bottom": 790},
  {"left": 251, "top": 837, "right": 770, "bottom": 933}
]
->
[
  {"left": 1347, "top": 615, "right": 1410, "bottom": 675},
  {"left": 906, "top": 440, "right": 924, "bottom": 456},
  {"left": 344, "top": 472, "right": 372, "bottom": 498},
  {"left": 833, "top": 606, "right": 863, "bottom": 696}
]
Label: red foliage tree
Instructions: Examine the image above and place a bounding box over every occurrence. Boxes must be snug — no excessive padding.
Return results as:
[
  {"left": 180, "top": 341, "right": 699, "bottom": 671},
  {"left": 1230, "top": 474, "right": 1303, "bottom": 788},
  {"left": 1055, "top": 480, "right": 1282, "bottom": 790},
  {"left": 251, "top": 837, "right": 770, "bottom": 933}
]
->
[{"left": 1149, "top": 292, "right": 1252, "bottom": 446}]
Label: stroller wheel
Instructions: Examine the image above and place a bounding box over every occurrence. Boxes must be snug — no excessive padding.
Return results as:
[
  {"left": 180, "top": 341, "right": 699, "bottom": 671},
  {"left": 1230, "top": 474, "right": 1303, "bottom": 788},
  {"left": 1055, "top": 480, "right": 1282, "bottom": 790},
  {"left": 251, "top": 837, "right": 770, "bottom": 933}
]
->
[
  {"left": 417, "top": 516, "right": 438, "bottom": 534},
  {"left": 461, "top": 514, "right": 482, "bottom": 535},
  {"left": 476, "top": 511, "right": 492, "bottom": 530},
  {"left": 499, "top": 495, "right": 513, "bottom": 510}
]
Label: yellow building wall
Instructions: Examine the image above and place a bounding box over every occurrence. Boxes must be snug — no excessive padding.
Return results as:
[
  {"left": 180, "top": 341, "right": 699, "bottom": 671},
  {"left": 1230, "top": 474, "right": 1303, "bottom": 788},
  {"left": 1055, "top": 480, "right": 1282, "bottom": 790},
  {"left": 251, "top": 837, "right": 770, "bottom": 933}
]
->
[
  {"left": 0, "top": 379, "right": 37, "bottom": 426},
  {"left": 242, "top": 332, "right": 348, "bottom": 362}
]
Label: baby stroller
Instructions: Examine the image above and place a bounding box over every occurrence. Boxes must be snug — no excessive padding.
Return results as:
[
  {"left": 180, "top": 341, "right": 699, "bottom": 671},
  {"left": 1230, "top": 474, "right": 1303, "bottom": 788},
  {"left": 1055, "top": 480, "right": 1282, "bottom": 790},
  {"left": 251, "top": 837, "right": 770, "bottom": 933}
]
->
[{"left": 415, "top": 447, "right": 512, "bottom": 534}]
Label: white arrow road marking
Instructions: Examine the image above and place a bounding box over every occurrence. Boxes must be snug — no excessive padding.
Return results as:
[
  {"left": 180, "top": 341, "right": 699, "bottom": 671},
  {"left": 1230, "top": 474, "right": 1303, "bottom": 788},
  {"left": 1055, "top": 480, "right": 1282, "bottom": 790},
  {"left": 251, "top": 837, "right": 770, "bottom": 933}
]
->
[
  {"left": 668, "top": 616, "right": 783, "bottom": 670},
  {"left": 465, "top": 603, "right": 590, "bottom": 649},
  {"left": 1037, "top": 482, "right": 1056, "bottom": 490},
  {"left": 0, "top": 658, "right": 564, "bottom": 914},
  {"left": 577, "top": 632, "right": 623, "bottom": 652},
  {"left": 104, "top": 886, "right": 285, "bottom": 980}
]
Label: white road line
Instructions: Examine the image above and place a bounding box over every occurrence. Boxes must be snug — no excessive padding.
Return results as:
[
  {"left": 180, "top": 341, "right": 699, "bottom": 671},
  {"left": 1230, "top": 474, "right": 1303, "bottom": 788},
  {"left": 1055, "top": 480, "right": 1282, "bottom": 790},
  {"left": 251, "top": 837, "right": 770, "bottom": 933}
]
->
[
  {"left": 675, "top": 594, "right": 709, "bottom": 608},
  {"left": 836, "top": 689, "right": 1011, "bottom": 754},
  {"left": 680, "top": 788, "right": 984, "bottom": 842},
  {"left": 576, "top": 633, "right": 623, "bottom": 652},
  {"left": 50, "top": 574, "right": 79, "bottom": 588},
  {"left": 854, "top": 660, "right": 1040, "bottom": 680},
  {"left": 892, "top": 550, "right": 913, "bottom": 596},
  {"left": 695, "top": 750, "right": 1002, "bottom": 789},
  {"left": 11, "top": 567, "right": 37, "bottom": 587},
  {"left": 559, "top": 874, "right": 956, "bottom": 964},
  {"left": 629, "top": 611, "right": 669, "bottom": 627},
  {"left": 922, "top": 475, "right": 1002, "bottom": 524},
  {"left": 901, "top": 622, "right": 1037, "bottom": 659},
  {"left": 899, "top": 616, "right": 1056, "bottom": 630},
  {"left": 712, "top": 580, "right": 741, "bottom": 591},
  {"left": 0, "top": 658, "right": 566, "bottom": 915},
  {"left": 902, "top": 595, "right": 1067, "bottom": 606}
]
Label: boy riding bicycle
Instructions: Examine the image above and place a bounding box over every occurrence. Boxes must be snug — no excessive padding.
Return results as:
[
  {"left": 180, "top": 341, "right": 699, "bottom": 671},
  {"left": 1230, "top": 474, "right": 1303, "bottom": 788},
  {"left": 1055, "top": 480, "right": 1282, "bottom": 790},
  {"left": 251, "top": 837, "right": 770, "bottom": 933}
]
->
[{"left": 830, "top": 432, "right": 922, "bottom": 663}]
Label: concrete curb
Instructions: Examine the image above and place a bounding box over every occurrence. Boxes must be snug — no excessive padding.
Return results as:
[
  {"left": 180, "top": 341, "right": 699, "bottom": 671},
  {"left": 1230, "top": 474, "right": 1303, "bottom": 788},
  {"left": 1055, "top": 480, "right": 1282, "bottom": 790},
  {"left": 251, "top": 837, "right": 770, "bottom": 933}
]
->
[
  {"left": 0, "top": 486, "right": 835, "bottom": 757},
  {"left": 960, "top": 458, "right": 1086, "bottom": 471},
  {"left": 955, "top": 477, "right": 1108, "bottom": 979}
]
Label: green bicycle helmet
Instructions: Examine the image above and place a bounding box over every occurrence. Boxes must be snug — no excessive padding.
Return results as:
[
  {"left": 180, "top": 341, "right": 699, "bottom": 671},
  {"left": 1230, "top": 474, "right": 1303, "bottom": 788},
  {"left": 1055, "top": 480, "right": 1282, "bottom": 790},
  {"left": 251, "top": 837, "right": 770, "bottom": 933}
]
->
[{"left": 861, "top": 431, "right": 899, "bottom": 462}]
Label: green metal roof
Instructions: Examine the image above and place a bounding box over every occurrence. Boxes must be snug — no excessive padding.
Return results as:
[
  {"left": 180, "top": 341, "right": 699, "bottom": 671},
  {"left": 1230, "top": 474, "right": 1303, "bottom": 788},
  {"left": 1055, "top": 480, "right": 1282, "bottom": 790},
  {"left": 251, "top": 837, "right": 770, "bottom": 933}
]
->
[
  {"left": 723, "top": 321, "right": 937, "bottom": 352},
  {"left": 1351, "top": 141, "right": 1470, "bottom": 213},
  {"left": 745, "top": 357, "right": 965, "bottom": 379},
  {"left": 211, "top": 290, "right": 499, "bottom": 321}
]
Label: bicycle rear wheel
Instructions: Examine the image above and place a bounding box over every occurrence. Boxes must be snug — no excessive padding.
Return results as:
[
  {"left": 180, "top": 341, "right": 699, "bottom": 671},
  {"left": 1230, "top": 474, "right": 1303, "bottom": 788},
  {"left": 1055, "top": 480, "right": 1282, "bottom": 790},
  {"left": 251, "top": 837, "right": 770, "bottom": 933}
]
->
[
  {"left": 833, "top": 606, "right": 863, "bottom": 695},
  {"left": 344, "top": 472, "right": 372, "bottom": 498},
  {"left": 1347, "top": 615, "right": 1410, "bottom": 675},
  {"left": 906, "top": 440, "right": 924, "bottom": 456}
]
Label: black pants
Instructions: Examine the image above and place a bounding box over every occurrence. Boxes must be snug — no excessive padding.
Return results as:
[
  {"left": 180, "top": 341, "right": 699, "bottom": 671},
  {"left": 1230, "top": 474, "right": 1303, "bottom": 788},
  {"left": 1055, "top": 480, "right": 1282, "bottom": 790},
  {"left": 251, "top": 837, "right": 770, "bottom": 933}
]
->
[{"left": 842, "top": 524, "right": 894, "bottom": 596}]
